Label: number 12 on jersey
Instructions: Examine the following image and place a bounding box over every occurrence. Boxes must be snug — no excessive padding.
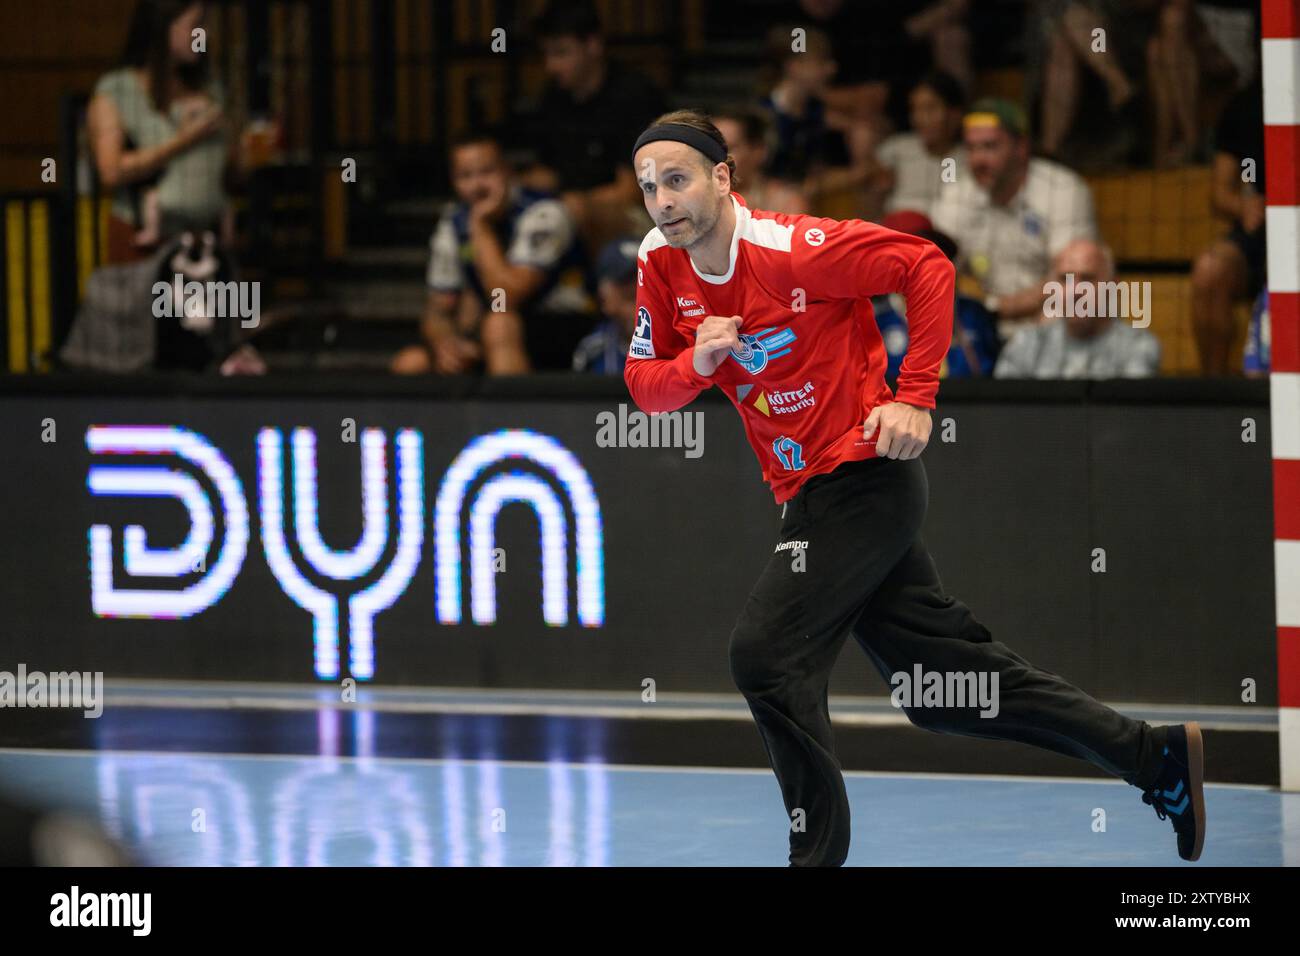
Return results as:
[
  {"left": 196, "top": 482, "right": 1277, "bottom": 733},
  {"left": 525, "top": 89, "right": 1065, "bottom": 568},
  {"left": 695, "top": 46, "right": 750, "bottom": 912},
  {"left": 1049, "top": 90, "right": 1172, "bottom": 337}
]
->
[{"left": 771, "top": 436, "right": 805, "bottom": 471}]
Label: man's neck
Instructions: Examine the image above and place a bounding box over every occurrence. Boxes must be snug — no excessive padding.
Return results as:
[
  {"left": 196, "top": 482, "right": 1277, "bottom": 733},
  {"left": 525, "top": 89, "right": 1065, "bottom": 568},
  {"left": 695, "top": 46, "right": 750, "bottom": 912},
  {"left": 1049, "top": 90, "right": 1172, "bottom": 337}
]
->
[
  {"left": 687, "top": 198, "right": 737, "bottom": 277},
  {"left": 990, "top": 162, "right": 1029, "bottom": 207}
]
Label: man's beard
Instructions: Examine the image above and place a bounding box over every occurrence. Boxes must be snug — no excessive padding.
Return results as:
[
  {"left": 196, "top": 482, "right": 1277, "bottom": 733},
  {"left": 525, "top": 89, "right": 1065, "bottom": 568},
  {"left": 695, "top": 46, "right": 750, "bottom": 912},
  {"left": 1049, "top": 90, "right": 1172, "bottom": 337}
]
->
[{"left": 665, "top": 199, "right": 722, "bottom": 248}]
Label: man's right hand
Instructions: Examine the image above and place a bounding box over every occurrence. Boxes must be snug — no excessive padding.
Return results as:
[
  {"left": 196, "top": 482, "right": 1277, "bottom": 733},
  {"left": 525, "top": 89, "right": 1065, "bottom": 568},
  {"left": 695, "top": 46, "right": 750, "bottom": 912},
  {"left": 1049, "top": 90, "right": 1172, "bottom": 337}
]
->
[{"left": 692, "top": 315, "right": 743, "bottom": 377}]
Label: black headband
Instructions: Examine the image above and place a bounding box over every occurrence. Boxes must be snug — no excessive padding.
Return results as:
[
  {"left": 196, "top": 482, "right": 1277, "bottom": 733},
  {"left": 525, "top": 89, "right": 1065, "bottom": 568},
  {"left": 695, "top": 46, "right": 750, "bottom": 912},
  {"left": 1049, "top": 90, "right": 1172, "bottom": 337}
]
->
[{"left": 632, "top": 123, "right": 727, "bottom": 169}]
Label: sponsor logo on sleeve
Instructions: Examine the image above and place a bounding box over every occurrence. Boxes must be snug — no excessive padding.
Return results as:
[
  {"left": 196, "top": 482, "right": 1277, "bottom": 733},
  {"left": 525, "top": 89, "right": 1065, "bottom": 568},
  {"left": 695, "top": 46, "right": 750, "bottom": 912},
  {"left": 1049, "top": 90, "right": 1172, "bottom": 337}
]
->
[
  {"left": 629, "top": 306, "right": 656, "bottom": 359},
  {"left": 804, "top": 227, "right": 826, "bottom": 247}
]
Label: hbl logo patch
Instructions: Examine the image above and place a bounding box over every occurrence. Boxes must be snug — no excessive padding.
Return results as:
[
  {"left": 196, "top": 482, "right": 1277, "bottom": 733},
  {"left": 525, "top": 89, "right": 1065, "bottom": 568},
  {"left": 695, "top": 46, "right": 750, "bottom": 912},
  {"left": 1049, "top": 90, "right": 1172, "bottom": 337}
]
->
[{"left": 629, "top": 306, "right": 655, "bottom": 359}]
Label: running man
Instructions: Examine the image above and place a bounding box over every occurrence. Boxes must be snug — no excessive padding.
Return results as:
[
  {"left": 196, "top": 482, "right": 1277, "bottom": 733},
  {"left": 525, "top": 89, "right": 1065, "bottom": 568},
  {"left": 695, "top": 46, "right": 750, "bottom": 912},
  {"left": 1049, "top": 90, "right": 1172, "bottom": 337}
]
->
[{"left": 624, "top": 110, "right": 1206, "bottom": 867}]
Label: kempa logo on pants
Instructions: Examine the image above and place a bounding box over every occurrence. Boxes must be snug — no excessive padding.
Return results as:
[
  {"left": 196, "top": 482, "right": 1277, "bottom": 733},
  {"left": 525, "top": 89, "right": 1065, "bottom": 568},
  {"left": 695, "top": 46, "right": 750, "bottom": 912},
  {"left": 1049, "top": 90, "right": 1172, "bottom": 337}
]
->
[
  {"left": 0, "top": 665, "right": 103, "bottom": 718},
  {"left": 773, "top": 540, "right": 808, "bottom": 553},
  {"left": 595, "top": 403, "right": 703, "bottom": 459},
  {"left": 50, "top": 886, "right": 151, "bottom": 936},
  {"left": 890, "top": 665, "right": 1000, "bottom": 718}
]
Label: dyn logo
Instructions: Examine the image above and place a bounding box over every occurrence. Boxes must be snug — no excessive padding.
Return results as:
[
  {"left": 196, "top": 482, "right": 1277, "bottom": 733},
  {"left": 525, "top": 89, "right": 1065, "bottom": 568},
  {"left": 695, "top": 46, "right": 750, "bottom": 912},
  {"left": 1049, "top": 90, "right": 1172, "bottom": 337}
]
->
[{"left": 87, "top": 426, "right": 606, "bottom": 680}]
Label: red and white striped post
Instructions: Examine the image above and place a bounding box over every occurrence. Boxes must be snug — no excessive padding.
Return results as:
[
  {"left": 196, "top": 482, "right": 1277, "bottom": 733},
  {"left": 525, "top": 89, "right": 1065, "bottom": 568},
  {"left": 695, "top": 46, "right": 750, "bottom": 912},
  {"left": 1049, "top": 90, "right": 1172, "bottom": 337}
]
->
[{"left": 1263, "top": 0, "right": 1300, "bottom": 791}]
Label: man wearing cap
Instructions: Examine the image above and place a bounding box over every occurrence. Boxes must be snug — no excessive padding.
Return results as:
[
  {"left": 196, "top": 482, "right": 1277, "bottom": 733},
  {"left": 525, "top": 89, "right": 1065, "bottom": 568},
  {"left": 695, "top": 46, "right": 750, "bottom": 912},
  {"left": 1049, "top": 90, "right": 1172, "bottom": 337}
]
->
[
  {"left": 572, "top": 237, "right": 640, "bottom": 374},
  {"left": 931, "top": 98, "right": 1099, "bottom": 332},
  {"left": 625, "top": 109, "right": 1205, "bottom": 867}
]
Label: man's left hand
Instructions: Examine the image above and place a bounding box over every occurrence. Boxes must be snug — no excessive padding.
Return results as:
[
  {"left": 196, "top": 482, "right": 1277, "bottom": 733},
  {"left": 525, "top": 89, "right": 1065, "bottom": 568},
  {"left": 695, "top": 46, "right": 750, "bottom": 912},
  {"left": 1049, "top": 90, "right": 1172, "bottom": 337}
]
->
[
  {"left": 469, "top": 180, "right": 510, "bottom": 226},
  {"left": 863, "top": 402, "right": 931, "bottom": 460}
]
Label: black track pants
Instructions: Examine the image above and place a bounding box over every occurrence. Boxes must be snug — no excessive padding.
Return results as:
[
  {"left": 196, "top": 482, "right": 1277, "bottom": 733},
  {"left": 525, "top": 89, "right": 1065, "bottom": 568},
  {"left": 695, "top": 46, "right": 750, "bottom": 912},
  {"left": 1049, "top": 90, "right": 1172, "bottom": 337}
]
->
[{"left": 727, "top": 454, "right": 1166, "bottom": 867}]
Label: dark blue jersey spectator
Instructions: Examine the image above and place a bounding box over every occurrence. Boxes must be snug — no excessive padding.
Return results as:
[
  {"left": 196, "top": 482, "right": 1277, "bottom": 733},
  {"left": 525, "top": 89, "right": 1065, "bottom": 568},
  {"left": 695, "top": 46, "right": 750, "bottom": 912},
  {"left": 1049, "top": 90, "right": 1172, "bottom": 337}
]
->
[
  {"left": 872, "top": 210, "right": 999, "bottom": 379},
  {"left": 1244, "top": 289, "right": 1270, "bottom": 377},
  {"left": 573, "top": 237, "right": 638, "bottom": 375},
  {"left": 428, "top": 184, "right": 588, "bottom": 317},
  {"left": 875, "top": 294, "right": 1000, "bottom": 379}
]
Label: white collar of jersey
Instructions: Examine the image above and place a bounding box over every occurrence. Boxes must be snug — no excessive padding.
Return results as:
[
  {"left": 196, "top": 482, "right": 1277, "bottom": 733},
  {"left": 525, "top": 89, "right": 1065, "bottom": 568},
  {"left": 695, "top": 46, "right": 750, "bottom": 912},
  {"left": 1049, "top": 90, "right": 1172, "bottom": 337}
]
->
[{"left": 690, "top": 195, "right": 748, "bottom": 285}]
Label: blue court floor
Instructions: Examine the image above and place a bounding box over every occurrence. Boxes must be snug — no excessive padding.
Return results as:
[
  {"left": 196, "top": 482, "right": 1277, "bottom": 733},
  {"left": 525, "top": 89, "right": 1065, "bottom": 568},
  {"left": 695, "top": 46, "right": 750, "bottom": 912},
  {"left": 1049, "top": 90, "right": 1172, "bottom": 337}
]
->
[{"left": 1, "top": 748, "right": 1295, "bottom": 866}]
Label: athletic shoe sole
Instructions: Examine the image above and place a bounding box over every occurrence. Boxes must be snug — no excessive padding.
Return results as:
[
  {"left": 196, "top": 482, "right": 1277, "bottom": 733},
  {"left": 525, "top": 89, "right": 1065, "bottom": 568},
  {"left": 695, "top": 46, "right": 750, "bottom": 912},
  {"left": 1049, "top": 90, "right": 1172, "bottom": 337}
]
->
[{"left": 1184, "top": 721, "right": 1206, "bottom": 862}]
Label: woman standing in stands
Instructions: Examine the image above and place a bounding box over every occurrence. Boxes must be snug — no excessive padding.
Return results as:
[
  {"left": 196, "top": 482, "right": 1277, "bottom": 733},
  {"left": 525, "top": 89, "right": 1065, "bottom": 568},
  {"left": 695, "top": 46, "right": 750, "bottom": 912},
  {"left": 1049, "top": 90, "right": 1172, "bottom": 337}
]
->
[{"left": 87, "top": 0, "right": 239, "bottom": 264}]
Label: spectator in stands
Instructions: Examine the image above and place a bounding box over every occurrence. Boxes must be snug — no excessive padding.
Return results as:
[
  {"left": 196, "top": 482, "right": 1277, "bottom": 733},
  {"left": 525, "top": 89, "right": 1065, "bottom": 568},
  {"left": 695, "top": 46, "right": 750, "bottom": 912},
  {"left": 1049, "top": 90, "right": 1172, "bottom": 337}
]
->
[
  {"left": 994, "top": 240, "right": 1160, "bottom": 379},
  {"left": 712, "top": 107, "right": 810, "bottom": 215},
  {"left": 1194, "top": 0, "right": 1260, "bottom": 85},
  {"left": 1034, "top": 1, "right": 1238, "bottom": 167},
  {"left": 758, "top": 24, "right": 841, "bottom": 183},
  {"left": 901, "top": 1, "right": 974, "bottom": 92},
  {"left": 778, "top": 0, "right": 892, "bottom": 133},
  {"left": 511, "top": 1, "right": 666, "bottom": 254},
  {"left": 932, "top": 99, "right": 1098, "bottom": 332},
  {"left": 391, "top": 131, "right": 593, "bottom": 377},
  {"left": 1147, "top": 0, "right": 1240, "bottom": 167},
  {"left": 781, "top": 1, "right": 971, "bottom": 132},
  {"left": 87, "top": 0, "right": 240, "bottom": 264},
  {"left": 572, "top": 238, "right": 640, "bottom": 375},
  {"left": 873, "top": 211, "right": 1000, "bottom": 380},
  {"left": 1243, "top": 289, "right": 1270, "bottom": 378},
  {"left": 870, "top": 71, "right": 967, "bottom": 219},
  {"left": 757, "top": 24, "right": 876, "bottom": 207},
  {"left": 1034, "top": 1, "right": 1143, "bottom": 163},
  {"left": 1189, "top": 74, "right": 1264, "bottom": 375}
]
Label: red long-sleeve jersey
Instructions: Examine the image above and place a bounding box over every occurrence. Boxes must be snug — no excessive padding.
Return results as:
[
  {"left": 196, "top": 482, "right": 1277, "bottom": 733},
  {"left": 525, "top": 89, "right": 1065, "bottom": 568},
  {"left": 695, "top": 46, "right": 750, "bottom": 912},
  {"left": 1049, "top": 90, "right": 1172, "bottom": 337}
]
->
[{"left": 624, "top": 193, "right": 956, "bottom": 504}]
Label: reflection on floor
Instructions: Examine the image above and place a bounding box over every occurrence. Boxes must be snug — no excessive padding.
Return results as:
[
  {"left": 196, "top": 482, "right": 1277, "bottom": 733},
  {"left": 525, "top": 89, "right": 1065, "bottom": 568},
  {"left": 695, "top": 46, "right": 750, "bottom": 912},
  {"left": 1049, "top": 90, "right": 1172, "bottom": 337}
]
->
[
  {"left": 0, "top": 745, "right": 1294, "bottom": 866},
  {"left": 1, "top": 685, "right": 1292, "bottom": 866}
]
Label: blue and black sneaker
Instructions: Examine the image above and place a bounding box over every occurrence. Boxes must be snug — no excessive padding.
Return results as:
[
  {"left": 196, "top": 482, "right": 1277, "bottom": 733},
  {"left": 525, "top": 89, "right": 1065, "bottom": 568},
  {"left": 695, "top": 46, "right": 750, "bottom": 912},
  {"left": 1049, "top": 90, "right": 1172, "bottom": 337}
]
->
[{"left": 1141, "top": 722, "right": 1206, "bottom": 861}]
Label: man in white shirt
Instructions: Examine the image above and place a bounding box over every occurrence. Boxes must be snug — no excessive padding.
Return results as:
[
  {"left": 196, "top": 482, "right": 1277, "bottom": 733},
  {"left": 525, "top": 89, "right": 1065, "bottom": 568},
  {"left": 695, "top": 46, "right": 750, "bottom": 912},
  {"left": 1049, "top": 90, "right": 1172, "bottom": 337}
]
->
[
  {"left": 932, "top": 98, "right": 1098, "bottom": 330},
  {"left": 994, "top": 240, "right": 1160, "bottom": 379}
]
